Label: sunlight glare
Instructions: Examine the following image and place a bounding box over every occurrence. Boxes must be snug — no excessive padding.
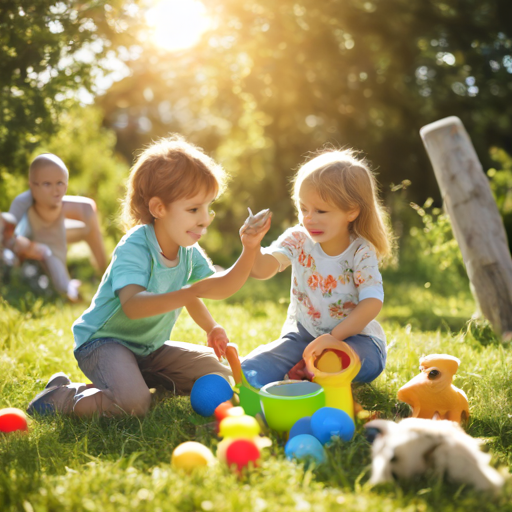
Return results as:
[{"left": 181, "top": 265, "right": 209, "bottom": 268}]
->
[{"left": 145, "top": 0, "right": 210, "bottom": 52}]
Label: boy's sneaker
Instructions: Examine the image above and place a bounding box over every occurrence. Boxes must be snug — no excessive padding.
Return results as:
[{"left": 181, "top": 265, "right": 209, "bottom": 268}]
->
[
  {"left": 44, "top": 372, "right": 71, "bottom": 389},
  {"left": 27, "top": 373, "right": 72, "bottom": 416},
  {"left": 27, "top": 387, "right": 60, "bottom": 416}
]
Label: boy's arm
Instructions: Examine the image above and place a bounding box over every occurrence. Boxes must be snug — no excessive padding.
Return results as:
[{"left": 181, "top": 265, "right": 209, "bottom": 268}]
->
[
  {"left": 189, "top": 216, "right": 272, "bottom": 300},
  {"left": 62, "top": 196, "right": 108, "bottom": 272},
  {"left": 6, "top": 191, "right": 47, "bottom": 259},
  {"left": 118, "top": 284, "right": 195, "bottom": 320},
  {"left": 330, "top": 298, "right": 383, "bottom": 341},
  {"left": 12, "top": 235, "right": 50, "bottom": 260},
  {"left": 186, "top": 297, "right": 228, "bottom": 359}
]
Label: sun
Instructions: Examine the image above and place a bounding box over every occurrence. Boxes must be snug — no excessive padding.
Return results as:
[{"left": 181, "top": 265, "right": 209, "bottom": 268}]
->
[{"left": 145, "top": 0, "right": 210, "bottom": 52}]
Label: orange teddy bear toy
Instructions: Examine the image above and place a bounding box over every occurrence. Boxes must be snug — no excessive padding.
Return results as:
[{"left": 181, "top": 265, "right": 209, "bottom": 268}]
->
[{"left": 397, "top": 354, "right": 469, "bottom": 424}]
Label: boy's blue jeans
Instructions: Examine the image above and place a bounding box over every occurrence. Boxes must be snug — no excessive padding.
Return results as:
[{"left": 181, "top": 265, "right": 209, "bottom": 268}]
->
[{"left": 241, "top": 323, "right": 387, "bottom": 389}]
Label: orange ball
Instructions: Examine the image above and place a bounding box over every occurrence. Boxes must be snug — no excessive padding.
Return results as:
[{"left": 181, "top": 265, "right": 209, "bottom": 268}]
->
[
  {"left": 214, "top": 401, "right": 233, "bottom": 422},
  {"left": 225, "top": 438, "right": 260, "bottom": 473},
  {"left": 0, "top": 408, "right": 28, "bottom": 433}
]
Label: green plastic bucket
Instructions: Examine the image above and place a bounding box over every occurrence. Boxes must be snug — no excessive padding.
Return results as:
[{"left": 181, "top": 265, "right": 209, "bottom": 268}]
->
[{"left": 259, "top": 380, "right": 325, "bottom": 432}]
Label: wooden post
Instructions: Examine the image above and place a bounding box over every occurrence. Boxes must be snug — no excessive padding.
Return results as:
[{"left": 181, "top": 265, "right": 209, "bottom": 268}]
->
[{"left": 420, "top": 116, "right": 512, "bottom": 339}]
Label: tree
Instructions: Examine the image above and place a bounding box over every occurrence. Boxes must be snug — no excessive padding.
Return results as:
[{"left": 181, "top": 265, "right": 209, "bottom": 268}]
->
[
  {"left": 100, "top": 0, "right": 512, "bottom": 260},
  {"left": 102, "top": 0, "right": 512, "bottom": 193},
  {"left": 0, "top": 0, "right": 139, "bottom": 175}
]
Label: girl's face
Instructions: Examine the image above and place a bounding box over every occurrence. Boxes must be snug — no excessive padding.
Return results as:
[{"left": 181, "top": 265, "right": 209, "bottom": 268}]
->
[
  {"left": 298, "top": 184, "right": 359, "bottom": 256},
  {"left": 152, "top": 188, "right": 216, "bottom": 259}
]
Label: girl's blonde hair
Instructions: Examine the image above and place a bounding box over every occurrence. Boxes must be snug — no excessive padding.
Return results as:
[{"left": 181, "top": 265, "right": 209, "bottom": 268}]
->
[
  {"left": 292, "top": 149, "right": 393, "bottom": 259},
  {"left": 121, "top": 135, "right": 227, "bottom": 230}
]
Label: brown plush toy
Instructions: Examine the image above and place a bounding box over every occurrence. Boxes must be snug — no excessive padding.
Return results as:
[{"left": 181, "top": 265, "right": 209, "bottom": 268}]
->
[{"left": 397, "top": 354, "right": 469, "bottom": 424}]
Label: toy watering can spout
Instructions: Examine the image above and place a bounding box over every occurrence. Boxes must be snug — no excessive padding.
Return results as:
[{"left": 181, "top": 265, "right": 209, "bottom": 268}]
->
[
  {"left": 224, "top": 344, "right": 264, "bottom": 417},
  {"left": 225, "top": 343, "right": 243, "bottom": 386},
  {"left": 304, "top": 334, "right": 361, "bottom": 420}
]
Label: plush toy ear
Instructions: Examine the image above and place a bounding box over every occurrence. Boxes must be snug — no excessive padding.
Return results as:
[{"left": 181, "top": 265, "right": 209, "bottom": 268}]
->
[{"left": 364, "top": 419, "right": 396, "bottom": 444}]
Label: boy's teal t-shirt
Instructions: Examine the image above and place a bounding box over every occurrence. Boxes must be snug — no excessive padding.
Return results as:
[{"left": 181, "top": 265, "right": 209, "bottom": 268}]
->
[{"left": 72, "top": 224, "right": 215, "bottom": 356}]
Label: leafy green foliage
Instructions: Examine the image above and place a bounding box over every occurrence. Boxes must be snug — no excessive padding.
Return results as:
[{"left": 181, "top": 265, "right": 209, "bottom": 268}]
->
[
  {"left": 99, "top": 0, "right": 512, "bottom": 263},
  {"left": 488, "top": 148, "right": 512, "bottom": 253},
  {"left": 464, "top": 316, "right": 503, "bottom": 347},
  {"left": 0, "top": 104, "right": 129, "bottom": 254},
  {"left": 0, "top": 0, "right": 138, "bottom": 175},
  {"left": 405, "top": 198, "right": 466, "bottom": 293}
]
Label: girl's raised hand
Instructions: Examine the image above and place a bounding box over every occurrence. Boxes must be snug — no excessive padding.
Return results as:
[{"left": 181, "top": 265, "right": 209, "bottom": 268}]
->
[{"left": 239, "top": 208, "right": 272, "bottom": 250}]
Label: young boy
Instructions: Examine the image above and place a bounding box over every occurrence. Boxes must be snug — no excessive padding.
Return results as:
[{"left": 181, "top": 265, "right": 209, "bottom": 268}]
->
[{"left": 7, "top": 154, "right": 107, "bottom": 301}]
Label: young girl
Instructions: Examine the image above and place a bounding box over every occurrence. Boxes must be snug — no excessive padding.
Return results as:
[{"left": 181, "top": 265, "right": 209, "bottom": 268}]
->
[
  {"left": 27, "top": 136, "right": 270, "bottom": 417},
  {"left": 241, "top": 149, "right": 392, "bottom": 389}
]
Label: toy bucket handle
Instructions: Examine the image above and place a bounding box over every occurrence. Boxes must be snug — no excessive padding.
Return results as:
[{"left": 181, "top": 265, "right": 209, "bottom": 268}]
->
[{"left": 225, "top": 343, "right": 243, "bottom": 385}]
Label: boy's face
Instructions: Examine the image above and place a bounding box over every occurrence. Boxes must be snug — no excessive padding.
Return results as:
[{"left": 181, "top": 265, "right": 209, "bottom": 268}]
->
[
  {"left": 29, "top": 164, "right": 68, "bottom": 209},
  {"left": 163, "top": 189, "right": 216, "bottom": 246}
]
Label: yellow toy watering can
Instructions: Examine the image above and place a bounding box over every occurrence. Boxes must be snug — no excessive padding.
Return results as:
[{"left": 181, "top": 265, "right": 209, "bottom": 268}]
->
[{"left": 303, "top": 334, "right": 361, "bottom": 420}]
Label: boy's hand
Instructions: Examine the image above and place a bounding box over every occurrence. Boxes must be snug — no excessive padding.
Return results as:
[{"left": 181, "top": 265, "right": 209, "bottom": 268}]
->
[
  {"left": 207, "top": 325, "right": 229, "bottom": 360},
  {"left": 240, "top": 208, "right": 272, "bottom": 250}
]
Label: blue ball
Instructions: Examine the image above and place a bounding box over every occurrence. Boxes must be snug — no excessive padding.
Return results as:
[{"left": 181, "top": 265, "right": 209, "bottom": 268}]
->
[
  {"left": 190, "top": 374, "right": 233, "bottom": 417},
  {"left": 310, "top": 407, "right": 355, "bottom": 445},
  {"left": 288, "top": 416, "right": 313, "bottom": 440},
  {"left": 285, "top": 434, "right": 326, "bottom": 465}
]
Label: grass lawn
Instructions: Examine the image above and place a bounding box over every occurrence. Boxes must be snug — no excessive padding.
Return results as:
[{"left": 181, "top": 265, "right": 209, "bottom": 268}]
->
[{"left": 1, "top": 271, "right": 511, "bottom": 511}]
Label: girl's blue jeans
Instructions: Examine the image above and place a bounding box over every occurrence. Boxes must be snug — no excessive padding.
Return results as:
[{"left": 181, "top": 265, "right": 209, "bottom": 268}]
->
[{"left": 241, "top": 323, "right": 387, "bottom": 389}]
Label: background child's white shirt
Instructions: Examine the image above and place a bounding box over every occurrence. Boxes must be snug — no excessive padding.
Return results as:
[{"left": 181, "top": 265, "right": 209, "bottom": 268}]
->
[{"left": 263, "top": 225, "right": 386, "bottom": 342}]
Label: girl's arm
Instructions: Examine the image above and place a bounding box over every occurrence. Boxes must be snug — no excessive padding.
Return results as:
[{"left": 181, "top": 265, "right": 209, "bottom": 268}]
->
[
  {"left": 250, "top": 249, "right": 280, "bottom": 280},
  {"left": 118, "top": 284, "right": 194, "bottom": 320},
  {"left": 330, "top": 298, "right": 383, "bottom": 341},
  {"left": 186, "top": 297, "right": 228, "bottom": 359},
  {"left": 189, "top": 217, "right": 271, "bottom": 300}
]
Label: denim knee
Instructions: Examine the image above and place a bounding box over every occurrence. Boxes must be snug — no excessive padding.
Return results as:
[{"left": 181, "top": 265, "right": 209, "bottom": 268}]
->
[
  {"left": 241, "top": 328, "right": 312, "bottom": 389},
  {"left": 345, "top": 335, "right": 386, "bottom": 384}
]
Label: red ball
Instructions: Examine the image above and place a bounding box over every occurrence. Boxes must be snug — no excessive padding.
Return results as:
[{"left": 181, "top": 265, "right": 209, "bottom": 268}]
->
[
  {"left": 225, "top": 439, "right": 260, "bottom": 473},
  {"left": 214, "top": 401, "right": 233, "bottom": 422},
  {"left": 0, "top": 408, "right": 29, "bottom": 433}
]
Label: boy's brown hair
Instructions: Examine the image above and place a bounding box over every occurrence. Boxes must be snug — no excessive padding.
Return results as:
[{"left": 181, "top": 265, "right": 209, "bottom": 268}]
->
[{"left": 121, "top": 135, "right": 227, "bottom": 230}]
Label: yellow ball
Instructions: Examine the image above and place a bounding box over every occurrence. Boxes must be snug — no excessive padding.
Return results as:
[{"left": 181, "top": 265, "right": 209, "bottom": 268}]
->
[
  {"left": 219, "top": 414, "right": 260, "bottom": 439},
  {"left": 171, "top": 442, "right": 216, "bottom": 472}
]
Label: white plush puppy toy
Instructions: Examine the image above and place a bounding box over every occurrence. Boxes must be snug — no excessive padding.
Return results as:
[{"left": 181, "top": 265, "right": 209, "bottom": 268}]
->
[{"left": 365, "top": 418, "right": 505, "bottom": 493}]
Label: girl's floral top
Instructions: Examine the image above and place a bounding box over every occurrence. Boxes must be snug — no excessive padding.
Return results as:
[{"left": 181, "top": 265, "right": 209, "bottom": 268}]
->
[{"left": 263, "top": 225, "right": 386, "bottom": 341}]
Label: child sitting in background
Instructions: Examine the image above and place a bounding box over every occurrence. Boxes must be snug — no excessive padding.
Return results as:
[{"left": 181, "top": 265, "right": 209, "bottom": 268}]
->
[
  {"left": 27, "top": 136, "right": 271, "bottom": 418},
  {"left": 242, "top": 149, "right": 393, "bottom": 388},
  {"left": 7, "top": 154, "right": 107, "bottom": 301}
]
